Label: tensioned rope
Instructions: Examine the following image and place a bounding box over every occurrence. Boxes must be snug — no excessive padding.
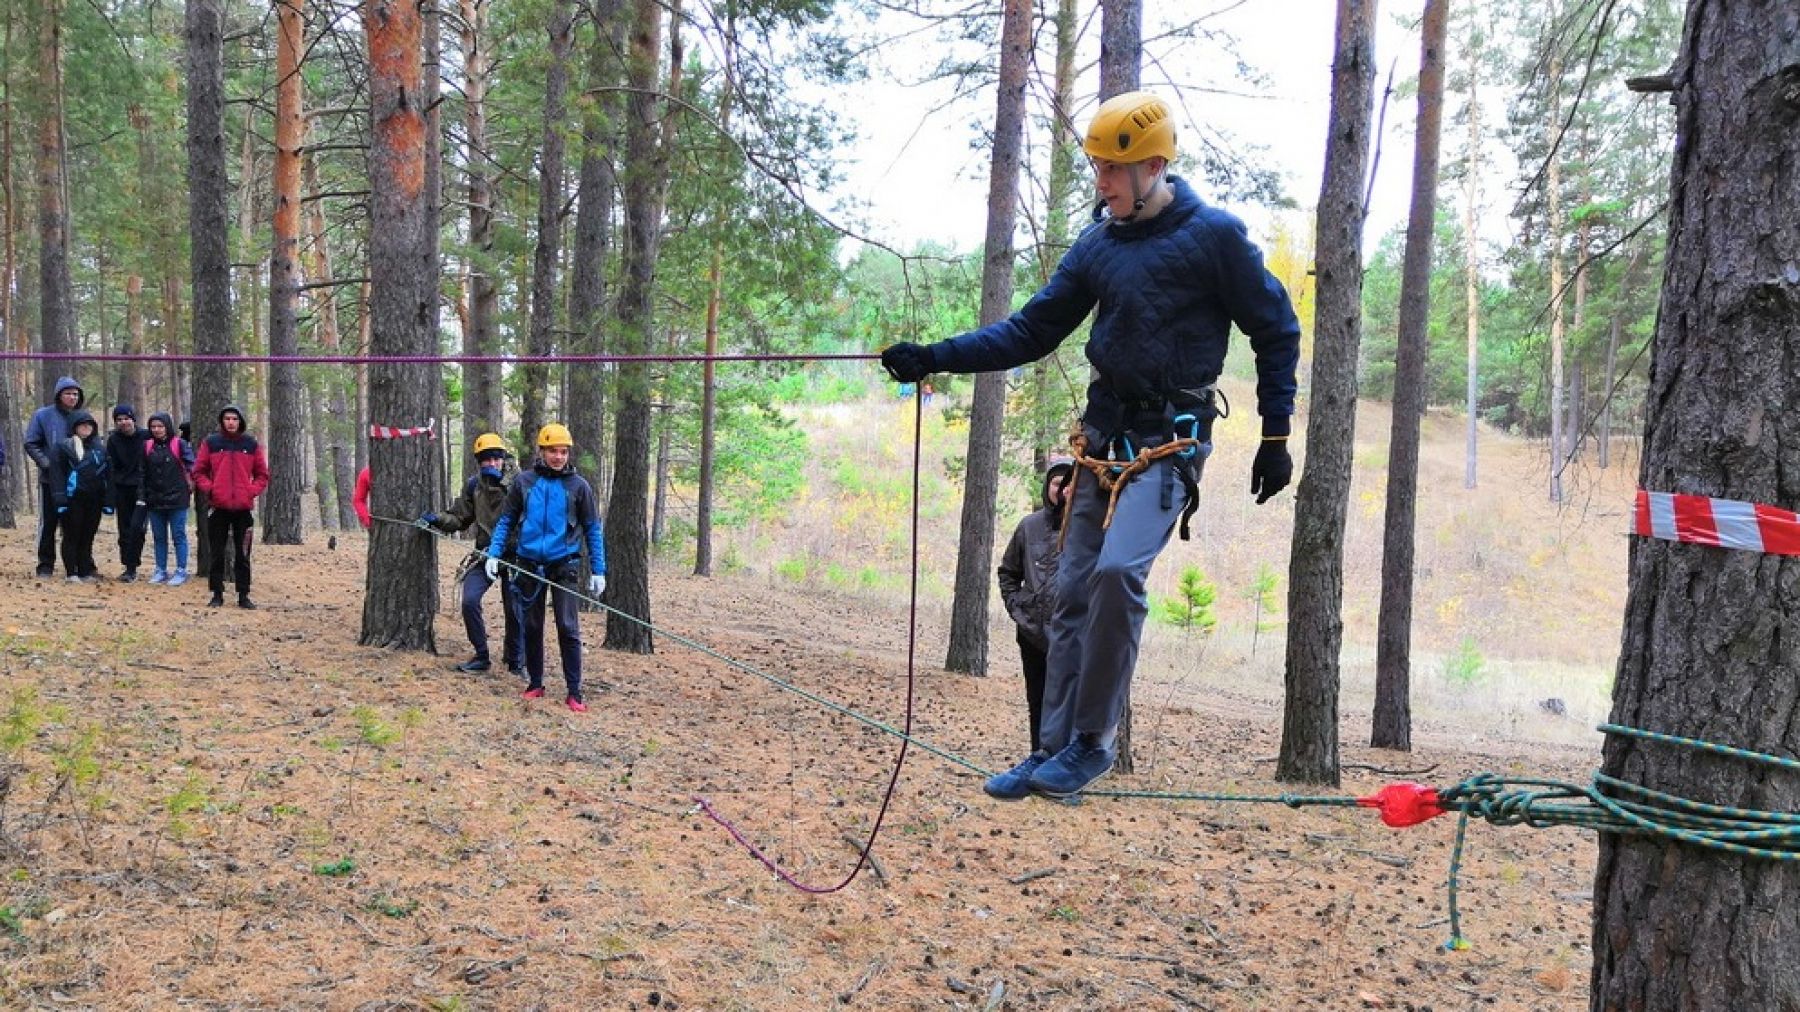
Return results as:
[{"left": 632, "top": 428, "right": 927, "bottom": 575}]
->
[{"left": 0, "top": 351, "right": 877, "bottom": 365}]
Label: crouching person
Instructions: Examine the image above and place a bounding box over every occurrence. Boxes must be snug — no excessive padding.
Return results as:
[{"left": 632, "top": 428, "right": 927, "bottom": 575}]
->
[
  {"left": 486, "top": 424, "right": 605, "bottom": 713},
  {"left": 421, "top": 433, "right": 523, "bottom": 675}
]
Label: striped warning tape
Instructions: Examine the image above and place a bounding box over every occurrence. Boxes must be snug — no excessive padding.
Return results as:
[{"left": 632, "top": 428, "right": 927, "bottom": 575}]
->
[
  {"left": 369, "top": 418, "right": 437, "bottom": 441},
  {"left": 1634, "top": 489, "right": 1800, "bottom": 556}
]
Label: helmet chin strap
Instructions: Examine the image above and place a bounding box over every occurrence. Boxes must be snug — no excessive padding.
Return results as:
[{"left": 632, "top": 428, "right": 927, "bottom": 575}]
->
[{"left": 1107, "top": 161, "right": 1166, "bottom": 224}]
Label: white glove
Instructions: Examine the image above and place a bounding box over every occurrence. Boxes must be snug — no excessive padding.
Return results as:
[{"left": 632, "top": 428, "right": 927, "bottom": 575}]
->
[
  {"left": 588, "top": 573, "right": 606, "bottom": 598},
  {"left": 484, "top": 556, "right": 500, "bottom": 582}
]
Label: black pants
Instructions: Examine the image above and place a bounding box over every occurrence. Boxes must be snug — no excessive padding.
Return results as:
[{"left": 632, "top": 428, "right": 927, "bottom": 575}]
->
[
  {"left": 36, "top": 483, "right": 64, "bottom": 572},
  {"left": 1017, "top": 630, "right": 1048, "bottom": 755},
  {"left": 516, "top": 560, "right": 583, "bottom": 699},
  {"left": 461, "top": 563, "right": 522, "bottom": 668},
  {"left": 61, "top": 496, "right": 103, "bottom": 578},
  {"left": 114, "top": 484, "right": 148, "bottom": 571},
  {"left": 206, "top": 507, "right": 254, "bottom": 594}
]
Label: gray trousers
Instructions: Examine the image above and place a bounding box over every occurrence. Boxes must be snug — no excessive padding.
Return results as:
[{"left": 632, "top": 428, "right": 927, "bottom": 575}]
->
[{"left": 1038, "top": 432, "right": 1206, "bottom": 752}]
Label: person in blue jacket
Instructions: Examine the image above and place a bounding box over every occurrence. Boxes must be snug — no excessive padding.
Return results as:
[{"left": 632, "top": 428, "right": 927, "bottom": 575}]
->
[
  {"left": 23, "top": 377, "right": 85, "bottom": 578},
  {"left": 882, "top": 91, "right": 1302, "bottom": 800},
  {"left": 486, "top": 423, "right": 605, "bottom": 713}
]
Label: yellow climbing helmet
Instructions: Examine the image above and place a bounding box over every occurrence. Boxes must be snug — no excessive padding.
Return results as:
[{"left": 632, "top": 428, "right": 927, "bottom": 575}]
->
[
  {"left": 537, "top": 423, "right": 574, "bottom": 449},
  {"left": 1082, "top": 91, "right": 1176, "bottom": 164},
  {"left": 472, "top": 432, "right": 508, "bottom": 456}
]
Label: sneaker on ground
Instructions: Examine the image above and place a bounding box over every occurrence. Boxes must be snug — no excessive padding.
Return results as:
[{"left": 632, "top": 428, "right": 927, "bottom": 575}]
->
[
  {"left": 566, "top": 697, "right": 587, "bottom": 713},
  {"left": 82, "top": 575, "right": 104, "bottom": 584},
  {"left": 456, "top": 658, "right": 491, "bottom": 673},
  {"left": 148, "top": 570, "right": 168, "bottom": 585},
  {"left": 167, "top": 571, "right": 188, "bottom": 587},
  {"left": 983, "top": 751, "right": 1051, "bottom": 800},
  {"left": 67, "top": 575, "right": 84, "bottom": 584},
  {"left": 238, "top": 595, "right": 257, "bottom": 610},
  {"left": 1026, "top": 735, "right": 1117, "bottom": 798},
  {"left": 521, "top": 686, "right": 546, "bottom": 699},
  {"left": 36, "top": 566, "right": 54, "bottom": 579},
  {"left": 207, "top": 592, "right": 224, "bottom": 608},
  {"left": 120, "top": 569, "right": 138, "bottom": 583}
]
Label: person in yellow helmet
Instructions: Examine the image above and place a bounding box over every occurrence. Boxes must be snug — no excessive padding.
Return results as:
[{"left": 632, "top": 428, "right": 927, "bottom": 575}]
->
[
  {"left": 485, "top": 423, "right": 605, "bottom": 713},
  {"left": 419, "top": 433, "right": 523, "bottom": 675},
  {"left": 882, "top": 91, "right": 1302, "bottom": 800}
]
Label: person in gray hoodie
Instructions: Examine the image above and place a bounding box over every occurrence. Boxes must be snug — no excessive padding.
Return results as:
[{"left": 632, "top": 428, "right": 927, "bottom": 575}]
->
[
  {"left": 23, "top": 377, "right": 85, "bottom": 578},
  {"left": 991, "top": 457, "right": 1073, "bottom": 797}
]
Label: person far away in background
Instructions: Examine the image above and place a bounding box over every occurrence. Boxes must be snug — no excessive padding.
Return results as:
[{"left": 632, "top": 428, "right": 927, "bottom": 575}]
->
[
  {"left": 997, "top": 456, "right": 1074, "bottom": 765},
  {"left": 882, "top": 90, "right": 1302, "bottom": 800},
  {"left": 192, "top": 405, "right": 270, "bottom": 610},
  {"left": 49, "top": 410, "right": 111, "bottom": 582},
  {"left": 419, "top": 432, "right": 525, "bottom": 677},
  {"left": 106, "top": 405, "right": 152, "bottom": 582},
  {"left": 23, "top": 376, "right": 85, "bottom": 578},
  {"left": 486, "top": 424, "right": 606, "bottom": 713}
]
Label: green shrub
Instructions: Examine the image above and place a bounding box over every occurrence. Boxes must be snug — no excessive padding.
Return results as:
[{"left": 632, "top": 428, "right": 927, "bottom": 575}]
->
[
  {"left": 1444, "top": 636, "right": 1486, "bottom": 686},
  {"left": 1157, "top": 565, "right": 1218, "bottom": 633}
]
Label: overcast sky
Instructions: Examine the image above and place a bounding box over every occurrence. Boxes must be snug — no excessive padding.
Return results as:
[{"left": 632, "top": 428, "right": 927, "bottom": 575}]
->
[{"left": 822, "top": 0, "right": 1444, "bottom": 258}]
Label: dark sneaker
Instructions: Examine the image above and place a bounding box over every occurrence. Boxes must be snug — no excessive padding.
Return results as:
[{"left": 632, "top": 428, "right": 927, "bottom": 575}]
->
[
  {"left": 238, "top": 595, "right": 257, "bottom": 610},
  {"left": 456, "top": 658, "right": 491, "bottom": 673},
  {"left": 983, "top": 751, "right": 1051, "bottom": 800},
  {"left": 1026, "top": 735, "right": 1117, "bottom": 798},
  {"left": 120, "top": 569, "right": 137, "bottom": 583},
  {"left": 36, "top": 565, "right": 54, "bottom": 579},
  {"left": 565, "top": 696, "right": 587, "bottom": 713},
  {"left": 507, "top": 665, "right": 525, "bottom": 678},
  {"left": 208, "top": 592, "right": 224, "bottom": 608},
  {"left": 521, "top": 686, "right": 546, "bottom": 700}
]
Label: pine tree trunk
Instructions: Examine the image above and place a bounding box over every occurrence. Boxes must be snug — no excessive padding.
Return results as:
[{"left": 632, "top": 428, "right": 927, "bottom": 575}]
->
[
  {"left": 1098, "top": 0, "right": 1141, "bottom": 98},
  {"left": 1546, "top": 46, "right": 1566, "bottom": 503},
  {"left": 263, "top": 0, "right": 307, "bottom": 544},
  {"left": 187, "top": 0, "right": 235, "bottom": 577},
  {"left": 0, "top": 3, "right": 18, "bottom": 523},
  {"left": 944, "top": 0, "right": 1030, "bottom": 678},
  {"left": 1277, "top": 0, "right": 1378, "bottom": 788},
  {"left": 458, "top": 0, "right": 502, "bottom": 463},
  {"left": 651, "top": 410, "right": 670, "bottom": 545},
  {"left": 119, "top": 276, "right": 145, "bottom": 421},
  {"left": 306, "top": 377, "right": 336, "bottom": 528},
  {"left": 359, "top": 0, "right": 439, "bottom": 651},
  {"left": 300, "top": 150, "right": 358, "bottom": 529},
  {"left": 519, "top": 0, "right": 574, "bottom": 455},
  {"left": 1461, "top": 23, "right": 1481, "bottom": 491},
  {"left": 604, "top": 0, "right": 676, "bottom": 654},
  {"left": 1590, "top": 3, "right": 1800, "bottom": 1005},
  {"left": 1370, "top": 0, "right": 1445, "bottom": 753},
  {"left": 35, "top": 0, "right": 72, "bottom": 399},
  {"left": 567, "top": 0, "right": 623, "bottom": 497},
  {"left": 694, "top": 48, "right": 733, "bottom": 578}
]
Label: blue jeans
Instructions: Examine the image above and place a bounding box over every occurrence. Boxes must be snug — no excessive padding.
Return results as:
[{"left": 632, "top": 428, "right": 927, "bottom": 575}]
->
[{"left": 148, "top": 507, "right": 190, "bottom": 573}]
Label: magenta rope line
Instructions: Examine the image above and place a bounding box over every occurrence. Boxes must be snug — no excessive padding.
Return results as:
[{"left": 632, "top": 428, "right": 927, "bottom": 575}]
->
[
  {"left": 692, "top": 391, "right": 923, "bottom": 894},
  {"left": 0, "top": 350, "right": 877, "bottom": 365}
]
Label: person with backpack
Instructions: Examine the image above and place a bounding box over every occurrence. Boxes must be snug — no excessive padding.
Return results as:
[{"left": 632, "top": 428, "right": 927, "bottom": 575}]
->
[
  {"left": 105, "top": 405, "right": 153, "bottom": 582},
  {"left": 990, "top": 457, "right": 1074, "bottom": 795},
  {"left": 485, "top": 423, "right": 604, "bottom": 713},
  {"left": 420, "top": 433, "right": 523, "bottom": 675},
  {"left": 140, "top": 412, "right": 195, "bottom": 586},
  {"left": 23, "top": 376, "right": 85, "bottom": 578},
  {"left": 192, "top": 405, "right": 269, "bottom": 609},
  {"left": 49, "top": 411, "right": 110, "bottom": 582}
]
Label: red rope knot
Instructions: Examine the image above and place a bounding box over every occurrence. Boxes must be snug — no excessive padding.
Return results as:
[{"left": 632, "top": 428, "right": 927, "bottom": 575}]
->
[{"left": 1357, "top": 782, "right": 1447, "bottom": 828}]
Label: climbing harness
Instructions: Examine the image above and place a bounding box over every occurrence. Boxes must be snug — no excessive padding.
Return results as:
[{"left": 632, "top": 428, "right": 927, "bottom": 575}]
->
[{"left": 1059, "top": 386, "right": 1224, "bottom": 547}]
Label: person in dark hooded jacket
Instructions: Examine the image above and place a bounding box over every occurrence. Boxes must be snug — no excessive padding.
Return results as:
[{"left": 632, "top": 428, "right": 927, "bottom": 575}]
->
[
  {"left": 420, "top": 433, "right": 523, "bottom": 675},
  {"left": 49, "top": 411, "right": 110, "bottom": 581},
  {"left": 140, "top": 412, "right": 196, "bottom": 585},
  {"left": 994, "top": 457, "right": 1074, "bottom": 779},
  {"left": 23, "top": 376, "right": 85, "bottom": 577},
  {"left": 106, "top": 404, "right": 153, "bottom": 581},
  {"left": 882, "top": 92, "right": 1302, "bottom": 800},
  {"left": 192, "top": 405, "right": 269, "bottom": 608}
]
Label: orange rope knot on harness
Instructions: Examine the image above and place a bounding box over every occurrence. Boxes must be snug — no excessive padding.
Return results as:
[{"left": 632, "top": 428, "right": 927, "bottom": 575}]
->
[{"left": 1058, "top": 424, "right": 1200, "bottom": 550}]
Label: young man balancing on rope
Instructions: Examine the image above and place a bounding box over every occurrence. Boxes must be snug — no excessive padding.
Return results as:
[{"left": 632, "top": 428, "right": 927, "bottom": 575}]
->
[{"left": 882, "top": 91, "right": 1301, "bottom": 799}]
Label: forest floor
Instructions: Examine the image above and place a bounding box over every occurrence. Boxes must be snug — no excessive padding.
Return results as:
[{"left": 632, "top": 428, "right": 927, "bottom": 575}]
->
[{"left": 0, "top": 388, "right": 1632, "bottom": 1010}]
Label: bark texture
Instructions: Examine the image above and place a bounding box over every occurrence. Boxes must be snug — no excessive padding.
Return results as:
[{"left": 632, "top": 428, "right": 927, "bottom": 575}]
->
[
  {"left": 1277, "top": 0, "right": 1379, "bottom": 787},
  {"left": 1590, "top": 4, "right": 1800, "bottom": 1008}
]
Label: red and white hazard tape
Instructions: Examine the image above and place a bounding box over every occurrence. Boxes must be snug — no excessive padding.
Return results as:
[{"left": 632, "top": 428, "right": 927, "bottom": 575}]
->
[
  {"left": 1634, "top": 489, "right": 1800, "bottom": 556},
  {"left": 369, "top": 418, "right": 436, "bottom": 441}
]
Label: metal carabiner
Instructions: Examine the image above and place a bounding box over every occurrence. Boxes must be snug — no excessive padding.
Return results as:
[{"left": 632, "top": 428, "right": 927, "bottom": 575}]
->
[
  {"left": 1110, "top": 435, "right": 1136, "bottom": 474},
  {"left": 1171, "top": 413, "right": 1201, "bottom": 459}
]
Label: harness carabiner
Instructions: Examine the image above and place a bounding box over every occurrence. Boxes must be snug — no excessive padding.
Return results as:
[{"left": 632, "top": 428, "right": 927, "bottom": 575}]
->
[
  {"left": 1109, "top": 435, "right": 1136, "bottom": 474},
  {"left": 1171, "top": 413, "right": 1202, "bottom": 460}
]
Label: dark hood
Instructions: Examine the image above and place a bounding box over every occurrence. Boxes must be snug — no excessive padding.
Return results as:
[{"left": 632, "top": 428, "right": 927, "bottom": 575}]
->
[
  {"left": 54, "top": 376, "right": 84, "bottom": 411},
  {"left": 67, "top": 410, "right": 99, "bottom": 442},
  {"left": 148, "top": 411, "right": 177, "bottom": 442},
  {"left": 218, "top": 404, "right": 249, "bottom": 436}
]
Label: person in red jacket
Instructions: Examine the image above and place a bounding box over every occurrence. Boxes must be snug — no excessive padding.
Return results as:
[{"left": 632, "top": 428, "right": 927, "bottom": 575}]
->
[
  {"left": 352, "top": 465, "right": 372, "bottom": 529},
  {"left": 192, "top": 405, "right": 270, "bottom": 609}
]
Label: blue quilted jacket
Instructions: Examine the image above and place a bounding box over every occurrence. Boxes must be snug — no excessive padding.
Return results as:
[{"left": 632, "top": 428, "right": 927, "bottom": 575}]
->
[{"left": 929, "top": 177, "right": 1301, "bottom": 433}]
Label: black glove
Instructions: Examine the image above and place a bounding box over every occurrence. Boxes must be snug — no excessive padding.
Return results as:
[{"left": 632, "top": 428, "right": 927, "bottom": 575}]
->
[
  {"left": 880, "top": 342, "right": 936, "bottom": 384},
  {"left": 1251, "top": 416, "right": 1293, "bottom": 505}
]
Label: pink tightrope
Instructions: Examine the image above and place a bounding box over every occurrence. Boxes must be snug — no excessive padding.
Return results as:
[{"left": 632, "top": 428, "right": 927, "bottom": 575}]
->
[
  {"left": 692, "top": 391, "right": 924, "bottom": 894},
  {"left": 0, "top": 350, "right": 877, "bottom": 365}
]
